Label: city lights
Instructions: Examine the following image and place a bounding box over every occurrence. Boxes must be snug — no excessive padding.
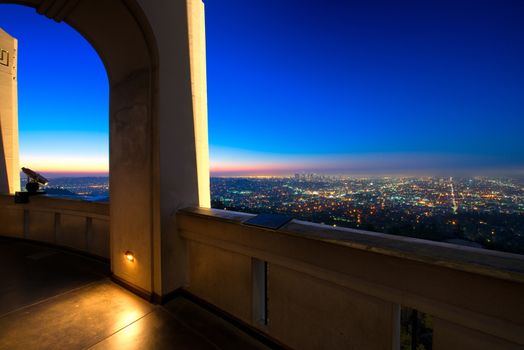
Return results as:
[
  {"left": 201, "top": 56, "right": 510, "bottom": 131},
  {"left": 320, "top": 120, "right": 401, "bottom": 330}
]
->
[{"left": 211, "top": 175, "right": 524, "bottom": 255}]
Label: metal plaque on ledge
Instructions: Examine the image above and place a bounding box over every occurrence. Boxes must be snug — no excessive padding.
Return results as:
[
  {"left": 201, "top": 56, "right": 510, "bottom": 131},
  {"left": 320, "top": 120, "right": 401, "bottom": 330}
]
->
[{"left": 244, "top": 214, "right": 293, "bottom": 230}]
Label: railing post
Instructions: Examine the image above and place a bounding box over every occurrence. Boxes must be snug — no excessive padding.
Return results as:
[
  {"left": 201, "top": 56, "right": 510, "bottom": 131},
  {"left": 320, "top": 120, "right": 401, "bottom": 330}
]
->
[
  {"left": 252, "top": 258, "right": 268, "bottom": 326},
  {"left": 392, "top": 304, "right": 400, "bottom": 350},
  {"left": 23, "top": 209, "right": 29, "bottom": 239},
  {"left": 411, "top": 309, "right": 418, "bottom": 350},
  {"left": 85, "top": 217, "right": 93, "bottom": 253},
  {"left": 54, "top": 212, "right": 61, "bottom": 244}
]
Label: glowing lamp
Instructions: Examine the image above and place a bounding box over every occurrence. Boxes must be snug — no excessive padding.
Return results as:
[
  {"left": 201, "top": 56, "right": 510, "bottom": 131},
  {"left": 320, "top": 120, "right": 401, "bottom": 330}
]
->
[{"left": 125, "top": 250, "right": 135, "bottom": 262}]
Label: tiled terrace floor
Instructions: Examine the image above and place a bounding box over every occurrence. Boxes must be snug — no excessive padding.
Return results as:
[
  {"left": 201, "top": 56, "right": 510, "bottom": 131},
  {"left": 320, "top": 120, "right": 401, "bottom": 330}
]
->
[{"left": 0, "top": 237, "right": 270, "bottom": 350}]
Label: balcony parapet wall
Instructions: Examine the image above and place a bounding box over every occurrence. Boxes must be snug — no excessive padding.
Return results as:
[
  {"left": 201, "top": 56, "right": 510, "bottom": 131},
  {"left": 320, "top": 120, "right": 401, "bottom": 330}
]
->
[
  {"left": 0, "top": 194, "right": 109, "bottom": 259},
  {"left": 177, "top": 207, "right": 524, "bottom": 350}
]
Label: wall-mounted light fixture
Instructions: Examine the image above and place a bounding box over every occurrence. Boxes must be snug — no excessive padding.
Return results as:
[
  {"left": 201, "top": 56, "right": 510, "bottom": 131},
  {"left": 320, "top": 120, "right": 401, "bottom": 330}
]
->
[{"left": 124, "top": 250, "right": 135, "bottom": 262}]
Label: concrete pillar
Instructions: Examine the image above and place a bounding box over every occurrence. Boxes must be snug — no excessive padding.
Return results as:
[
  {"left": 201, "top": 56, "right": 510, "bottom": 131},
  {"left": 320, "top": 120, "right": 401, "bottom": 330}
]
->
[
  {"left": 137, "top": 0, "right": 210, "bottom": 296},
  {"left": 187, "top": 0, "right": 211, "bottom": 209},
  {"left": 110, "top": 70, "right": 155, "bottom": 293},
  {"left": 0, "top": 27, "right": 20, "bottom": 194}
]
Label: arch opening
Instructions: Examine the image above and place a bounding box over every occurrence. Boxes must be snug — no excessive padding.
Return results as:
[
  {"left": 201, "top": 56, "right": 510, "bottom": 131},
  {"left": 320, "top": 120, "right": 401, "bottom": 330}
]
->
[{"left": 0, "top": 0, "right": 160, "bottom": 295}]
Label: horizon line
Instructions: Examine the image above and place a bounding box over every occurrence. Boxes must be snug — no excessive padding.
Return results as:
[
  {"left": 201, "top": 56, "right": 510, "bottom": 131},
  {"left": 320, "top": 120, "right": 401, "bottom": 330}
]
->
[{"left": 29, "top": 172, "right": 524, "bottom": 179}]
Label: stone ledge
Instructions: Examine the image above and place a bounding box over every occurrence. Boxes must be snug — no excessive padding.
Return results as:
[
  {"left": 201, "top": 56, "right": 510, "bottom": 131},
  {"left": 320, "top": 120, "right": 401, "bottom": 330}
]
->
[
  {"left": 0, "top": 194, "right": 109, "bottom": 219},
  {"left": 178, "top": 206, "right": 524, "bottom": 284}
]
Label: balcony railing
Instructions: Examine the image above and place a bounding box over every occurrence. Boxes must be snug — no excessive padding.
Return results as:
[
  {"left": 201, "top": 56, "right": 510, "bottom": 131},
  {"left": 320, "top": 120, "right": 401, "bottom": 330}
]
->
[
  {"left": 1, "top": 195, "right": 523, "bottom": 349},
  {"left": 177, "top": 207, "right": 524, "bottom": 350},
  {"left": 0, "top": 194, "right": 109, "bottom": 259}
]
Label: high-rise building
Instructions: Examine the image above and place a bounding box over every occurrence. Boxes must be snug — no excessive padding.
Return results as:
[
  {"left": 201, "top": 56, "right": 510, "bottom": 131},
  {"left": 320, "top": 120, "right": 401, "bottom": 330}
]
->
[{"left": 0, "top": 27, "right": 19, "bottom": 194}]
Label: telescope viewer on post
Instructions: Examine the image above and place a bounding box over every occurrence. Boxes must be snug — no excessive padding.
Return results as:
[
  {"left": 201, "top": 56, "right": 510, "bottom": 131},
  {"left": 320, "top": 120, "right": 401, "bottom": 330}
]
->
[
  {"left": 14, "top": 167, "right": 49, "bottom": 203},
  {"left": 21, "top": 167, "right": 49, "bottom": 194}
]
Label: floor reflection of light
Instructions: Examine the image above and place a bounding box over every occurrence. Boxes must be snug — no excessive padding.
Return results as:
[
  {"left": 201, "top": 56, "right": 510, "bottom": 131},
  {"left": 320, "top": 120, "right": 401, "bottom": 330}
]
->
[
  {"left": 120, "top": 310, "right": 141, "bottom": 327},
  {"left": 112, "top": 310, "right": 144, "bottom": 348}
]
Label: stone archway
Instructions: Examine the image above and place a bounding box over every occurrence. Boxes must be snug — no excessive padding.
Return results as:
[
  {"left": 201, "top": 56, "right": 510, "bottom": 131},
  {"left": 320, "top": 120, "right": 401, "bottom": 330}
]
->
[{"left": 1, "top": 0, "right": 160, "bottom": 296}]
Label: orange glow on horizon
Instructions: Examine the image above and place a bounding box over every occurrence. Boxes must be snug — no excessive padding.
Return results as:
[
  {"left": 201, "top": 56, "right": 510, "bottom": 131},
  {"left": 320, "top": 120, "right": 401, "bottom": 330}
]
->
[
  {"left": 210, "top": 162, "right": 303, "bottom": 175},
  {"left": 36, "top": 170, "right": 109, "bottom": 176},
  {"left": 20, "top": 155, "right": 108, "bottom": 174},
  {"left": 21, "top": 153, "right": 519, "bottom": 178}
]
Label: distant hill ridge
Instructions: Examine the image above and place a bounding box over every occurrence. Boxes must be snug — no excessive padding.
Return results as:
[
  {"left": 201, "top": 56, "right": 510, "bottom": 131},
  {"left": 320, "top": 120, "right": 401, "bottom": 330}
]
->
[{"left": 45, "top": 187, "right": 79, "bottom": 197}]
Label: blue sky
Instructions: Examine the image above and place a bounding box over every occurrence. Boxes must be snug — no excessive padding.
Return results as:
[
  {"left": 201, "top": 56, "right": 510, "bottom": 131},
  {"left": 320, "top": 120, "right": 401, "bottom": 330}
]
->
[
  {"left": 205, "top": 0, "right": 524, "bottom": 175},
  {"left": 1, "top": 1, "right": 523, "bottom": 176},
  {"left": 1, "top": 4, "right": 108, "bottom": 174}
]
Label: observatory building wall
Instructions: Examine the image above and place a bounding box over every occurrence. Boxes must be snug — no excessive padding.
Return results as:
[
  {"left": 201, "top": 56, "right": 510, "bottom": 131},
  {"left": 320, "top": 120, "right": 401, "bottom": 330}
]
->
[{"left": 0, "top": 27, "right": 20, "bottom": 194}]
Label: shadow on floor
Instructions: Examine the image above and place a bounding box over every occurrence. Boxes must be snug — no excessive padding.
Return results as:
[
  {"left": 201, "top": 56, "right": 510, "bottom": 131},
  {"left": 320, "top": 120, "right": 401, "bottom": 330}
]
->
[{"left": 0, "top": 237, "right": 269, "bottom": 350}]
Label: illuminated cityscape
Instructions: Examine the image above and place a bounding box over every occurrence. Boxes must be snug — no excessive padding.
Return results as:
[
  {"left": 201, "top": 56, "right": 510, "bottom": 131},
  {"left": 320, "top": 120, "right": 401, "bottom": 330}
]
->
[
  {"left": 23, "top": 176, "right": 109, "bottom": 202},
  {"left": 36, "top": 175, "right": 524, "bottom": 255},
  {"left": 210, "top": 175, "right": 524, "bottom": 254}
]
